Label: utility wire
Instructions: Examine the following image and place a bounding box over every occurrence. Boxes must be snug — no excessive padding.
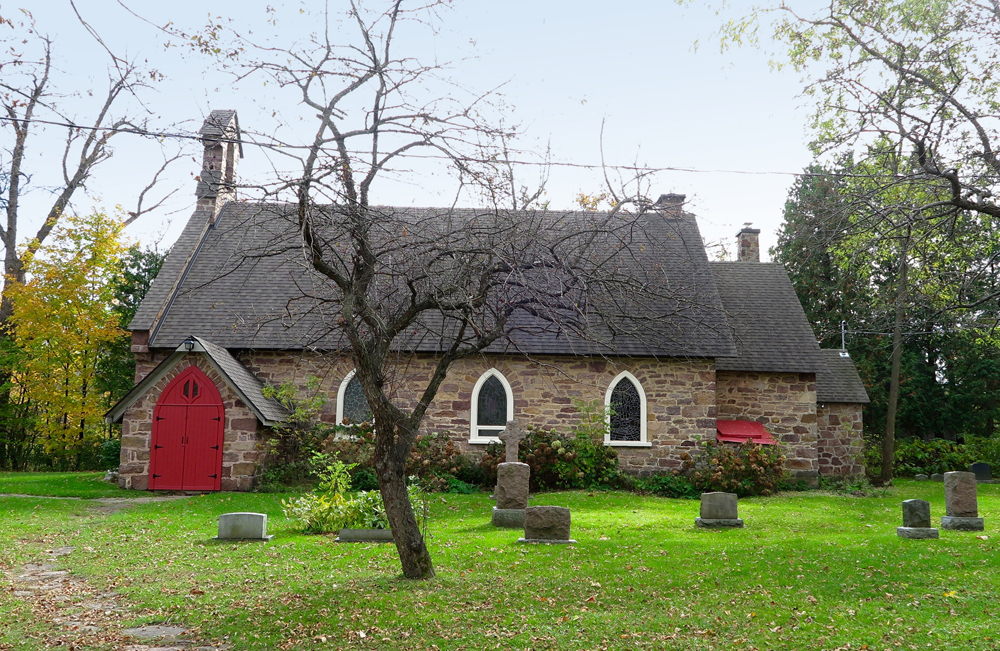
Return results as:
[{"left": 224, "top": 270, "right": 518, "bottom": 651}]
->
[{"left": 0, "top": 114, "right": 902, "bottom": 180}]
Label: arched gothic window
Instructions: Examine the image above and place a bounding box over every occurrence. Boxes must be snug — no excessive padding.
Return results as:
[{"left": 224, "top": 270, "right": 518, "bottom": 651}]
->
[
  {"left": 336, "top": 370, "right": 373, "bottom": 426},
  {"left": 605, "top": 371, "right": 649, "bottom": 446},
  {"left": 470, "top": 369, "right": 513, "bottom": 442}
]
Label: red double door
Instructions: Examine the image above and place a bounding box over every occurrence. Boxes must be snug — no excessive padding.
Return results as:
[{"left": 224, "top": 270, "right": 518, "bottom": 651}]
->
[{"left": 149, "top": 366, "right": 225, "bottom": 491}]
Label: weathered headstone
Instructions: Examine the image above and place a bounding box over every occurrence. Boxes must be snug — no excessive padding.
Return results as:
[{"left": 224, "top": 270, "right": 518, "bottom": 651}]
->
[
  {"left": 498, "top": 420, "right": 527, "bottom": 463},
  {"left": 695, "top": 492, "right": 744, "bottom": 528},
  {"left": 941, "top": 471, "right": 985, "bottom": 531},
  {"left": 519, "top": 506, "right": 575, "bottom": 544},
  {"left": 897, "top": 499, "right": 938, "bottom": 539},
  {"left": 970, "top": 462, "right": 992, "bottom": 482},
  {"left": 493, "top": 421, "right": 531, "bottom": 528},
  {"left": 931, "top": 473, "right": 945, "bottom": 482},
  {"left": 216, "top": 512, "right": 273, "bottom": 541},
  {"left": 914, "top": 474, "right": 929, "bottom": 481}
]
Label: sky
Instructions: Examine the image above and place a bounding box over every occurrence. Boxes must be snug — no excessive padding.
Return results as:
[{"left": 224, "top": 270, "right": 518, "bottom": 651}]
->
[{"left": 16, "top": 0, "right": 824, "bottom": 260}]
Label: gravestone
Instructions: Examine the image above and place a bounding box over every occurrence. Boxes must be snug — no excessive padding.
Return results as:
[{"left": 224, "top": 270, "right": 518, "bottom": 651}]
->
[
  {"left": 931, "top": 473, "right": 945, "bottom": 482},
  {"left": 941, "top": 471, "right": 985, "bottom": 531},
  {"left": 695, "top": 492, "right": 744, "bottom": 528},
  {"left": 493, "top": 421, "right": 531, "bottom": 528},
  {"left": 914, "top": 474, "right": 929, "bottom": 481},
  {"left": 897, "top": 499, "right": 938, "bottom": 539},
  {"left": 970, "top": 462, "right": 992, "bottom": 482},
  {"left": 216, "top": 512, "right": 273, "bottom": 541},
  {"left": 519, "top": 506, "right": 575, "bottom": 544}
]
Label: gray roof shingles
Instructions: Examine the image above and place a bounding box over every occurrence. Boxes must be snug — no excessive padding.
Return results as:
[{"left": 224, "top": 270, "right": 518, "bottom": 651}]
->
[
  {"left": 194, "top": 336, "right": 290, "bottom": 422},
  {"left": 816, "top": 349, "right": 871, "bottom": 404}
]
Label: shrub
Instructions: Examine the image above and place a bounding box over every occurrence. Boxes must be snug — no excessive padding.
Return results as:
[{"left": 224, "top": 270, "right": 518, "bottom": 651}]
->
[
  {"left": 257, "top": 378, "right": 334, "bottom": 489},
  {"left": 479, "top": 400, "right": 622, "bottom": 491},
  {"left": 98, "top": 438, "right": 121, "bottom": 470},
  {"left": 892, "top": 438, "right": 973, "bottom": 476},
  {"left": 282, "top": 455, "right": 425, "bottom": 533},
  {"left": 682, "top": 440, "right": 786, "bottom": 497},
  {"left": 406, "top": 431, "right": 464, "bottom": 491},
  {"left": 631, "top": 473, "right": 700, "bottom": 499},
  {"left": 965, "top": 436, "right": 1000, "bottom": 469}
]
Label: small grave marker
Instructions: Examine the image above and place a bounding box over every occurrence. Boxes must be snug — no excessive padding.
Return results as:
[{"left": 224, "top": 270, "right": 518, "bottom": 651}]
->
[
  {"left": 941, "top": 471, "right": 985, "bottom": 531},
  {"left": 695, "top": 492, "right": 744, "bottom": 528},
  {"left": 519, "top": 506, "right": 575, "bottom": 544},
  {"left": 931, "top": 473, "right": 945, "bottom": 482},
  {"left": 215, "top": 512, "right": 273, "bottom": 541},
  {"left": 970, "top": 462, "right": 992, "bottom": 482},
  {"left": 897, "top": 499, "right": 938, "bottom": 539}
]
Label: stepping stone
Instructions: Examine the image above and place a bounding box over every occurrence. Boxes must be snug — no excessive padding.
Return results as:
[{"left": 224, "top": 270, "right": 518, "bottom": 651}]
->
[{"left": 123, "top": 625, "right": 190, "bottom": 639}]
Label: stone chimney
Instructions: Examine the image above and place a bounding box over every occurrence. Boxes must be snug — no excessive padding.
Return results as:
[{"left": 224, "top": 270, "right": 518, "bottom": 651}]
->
[
  {"left": 654, "top": 193, "right": 686, "bottom": 208},
  {"left": 195, "top": 110, "right": 242, "bottom": 218},
  {"left": 736, "top": 223, "right": 761, "bottom": 262}
]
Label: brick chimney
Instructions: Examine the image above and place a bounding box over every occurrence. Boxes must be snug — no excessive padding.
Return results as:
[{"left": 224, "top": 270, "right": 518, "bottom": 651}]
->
[
  {"left": 195, "top": 110, "right": 242, "bottom": 218},
  {"left": 736, "top": 223, "right": 761, "bottom": 262}
]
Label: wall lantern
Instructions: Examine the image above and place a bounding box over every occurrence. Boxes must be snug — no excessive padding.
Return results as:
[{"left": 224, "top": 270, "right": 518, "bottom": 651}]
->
[{"left": 183, "top": 337, "right": 196, "bottom": 352}]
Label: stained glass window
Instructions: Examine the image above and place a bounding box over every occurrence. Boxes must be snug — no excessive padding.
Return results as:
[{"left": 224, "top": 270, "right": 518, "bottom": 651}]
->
[
  {"left": 477, "top": 376, "right": 507, "bottom": 427},
  {"left": 342, "top": 375, "right": 372, "bottom": 425},
  {"left": 609, "top": 377, "right": 641, "bottom": 442}
]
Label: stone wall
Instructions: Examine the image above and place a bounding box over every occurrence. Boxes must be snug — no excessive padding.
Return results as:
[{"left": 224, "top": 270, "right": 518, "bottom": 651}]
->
[
  {"left": 118, "top": 354, "right": 261, "bottom": 491},
  {"left": 241, "top": 352, "right": 718, "bottom": 474},
  {"left": 716, "top": 370, "right": 818, "bottom": 482},
  {"left": 817, "top": 402, "right": 865, "bottom": 476}
]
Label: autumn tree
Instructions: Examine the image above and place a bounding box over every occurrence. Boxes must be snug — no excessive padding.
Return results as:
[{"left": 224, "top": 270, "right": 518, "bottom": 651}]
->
[
  {"left": 8, "top": 211, "right": 127, "bottom": 469},
  {"left": 166, "top": 0, "right": 707, "bottom": 578}
]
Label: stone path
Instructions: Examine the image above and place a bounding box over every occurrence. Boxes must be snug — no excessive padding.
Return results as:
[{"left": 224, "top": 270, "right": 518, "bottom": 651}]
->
[{"left": 6, "top": 495, "right": 226, "bottom": 650}]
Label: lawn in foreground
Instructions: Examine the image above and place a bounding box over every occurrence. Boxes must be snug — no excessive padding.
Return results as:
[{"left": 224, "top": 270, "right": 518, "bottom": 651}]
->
[{"left": 1, "top": 480, "right": 999, "bottom": 650}]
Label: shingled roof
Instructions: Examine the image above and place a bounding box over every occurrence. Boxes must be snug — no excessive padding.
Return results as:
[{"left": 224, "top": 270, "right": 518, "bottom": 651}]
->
[
  {"left": 132, "top": 202, "right": 738, "bottom": 358},
  {"left": 816, "top": 349, "right": 870, "bottom": 404},
  {"left": 709, "top": 262, "right": 825, "bottom": 374}
]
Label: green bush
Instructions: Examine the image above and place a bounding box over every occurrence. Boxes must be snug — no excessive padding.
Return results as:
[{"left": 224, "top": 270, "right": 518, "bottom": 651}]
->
[
  {"left": 99, "top": 438, "right": 122, "bottom": 470},
  {"left": 479, "top": 401, "right": 622, "bottom": 491},
  {"left": 892, "top": 438, "right": 973, "bottom": 476},
  {"left": 630, "top": 473, "right": 700, "bottom": 499},
  {"left": 281, "top": 456, "right": 425, "bottom": 533},
  {"left": 966, "top": 436, "right": 1000, "bottom": 469},
  {"left": 682, "top": 440, "right": 786, "bottom": 497}
]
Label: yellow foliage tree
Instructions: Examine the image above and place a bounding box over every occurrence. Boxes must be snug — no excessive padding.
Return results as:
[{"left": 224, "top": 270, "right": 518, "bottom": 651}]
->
[{"left": 7, "top": 211, "right": 126, "bottom": 468}]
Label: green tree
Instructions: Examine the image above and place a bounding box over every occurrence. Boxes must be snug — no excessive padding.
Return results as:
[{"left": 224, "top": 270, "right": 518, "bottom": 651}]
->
[{"left": 8, "top": 211, "right": 127, "bottom": 469}]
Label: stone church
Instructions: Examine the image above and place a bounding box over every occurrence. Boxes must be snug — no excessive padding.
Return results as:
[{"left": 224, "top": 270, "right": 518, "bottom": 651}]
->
[{"left": 107, "top": 111, "right": 869, "bottom": 491}]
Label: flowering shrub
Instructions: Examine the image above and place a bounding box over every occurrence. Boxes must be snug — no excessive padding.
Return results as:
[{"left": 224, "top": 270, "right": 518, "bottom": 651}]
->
[{"left": 682, "top": 440, "right": 786, "bottom": 497}]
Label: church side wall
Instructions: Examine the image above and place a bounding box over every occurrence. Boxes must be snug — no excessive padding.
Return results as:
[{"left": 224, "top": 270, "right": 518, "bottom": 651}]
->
[
  {"left": 816, "top": 402, "right": 865, "bottom": 477},
  {"left": 716, "top": 370, "right": 818, "bottom": 482},
  {"left": 118, "top": 355, "right": 260, "bottom": 491}
]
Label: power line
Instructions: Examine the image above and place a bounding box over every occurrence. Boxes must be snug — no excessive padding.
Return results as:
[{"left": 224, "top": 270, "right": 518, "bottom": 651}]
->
[{"left": 0, "top": 114, "right": 890, "bottom": 180}]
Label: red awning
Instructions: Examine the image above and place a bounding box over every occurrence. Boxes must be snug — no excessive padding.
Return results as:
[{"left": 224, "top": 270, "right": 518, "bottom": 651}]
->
[{"left": 716, "top": 420, "right": 778, "bottom": 445}]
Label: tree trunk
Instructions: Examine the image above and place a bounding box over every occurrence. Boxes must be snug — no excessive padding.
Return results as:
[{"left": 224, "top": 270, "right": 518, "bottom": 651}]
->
[
  {"left": 374, "top": 422, "right": 434, "bottom": 579},
  {"left": 882, "top": 235, "right": 910, "bottom": 485}
]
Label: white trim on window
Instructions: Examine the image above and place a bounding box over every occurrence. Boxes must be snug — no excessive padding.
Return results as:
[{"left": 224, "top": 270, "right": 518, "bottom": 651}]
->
[
  {"left": 604, "top": 370, "right": 651, "bottom": 447},
  {"left": 469, "top": 369, "right": 514, "bottom": 444},
  {"left": 335, "top": 369, "right": 373, "bottom": 427}
]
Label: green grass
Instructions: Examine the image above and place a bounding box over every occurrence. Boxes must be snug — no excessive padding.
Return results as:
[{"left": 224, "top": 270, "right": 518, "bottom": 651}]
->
[
  {"left": 0, "top": 471, "right": 136, "bottom": 498},
  {"left": 2, "top": 479, "right": 1000, "bottom": 650}
]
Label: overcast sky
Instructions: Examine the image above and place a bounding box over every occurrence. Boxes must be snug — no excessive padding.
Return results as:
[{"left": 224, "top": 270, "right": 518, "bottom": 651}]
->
[{"left": 22, "top": 0, "right": 824, "bottom": 260}]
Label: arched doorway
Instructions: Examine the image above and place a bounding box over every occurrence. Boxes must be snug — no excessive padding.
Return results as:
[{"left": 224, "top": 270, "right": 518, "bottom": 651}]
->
[{"left": 148, "top": 366, "right": 224, "bottom": 491}]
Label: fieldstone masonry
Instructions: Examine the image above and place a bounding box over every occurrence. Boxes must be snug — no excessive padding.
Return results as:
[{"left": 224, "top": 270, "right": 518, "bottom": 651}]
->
[
  {"left": 897, "top": 499, "right": 939, "bottom": 539},
  {"left": 941, "top": 471, "right": 985, "bottom": 531},
  {"left": 816, "top": 403, "right": 865, "bottom": 476}
]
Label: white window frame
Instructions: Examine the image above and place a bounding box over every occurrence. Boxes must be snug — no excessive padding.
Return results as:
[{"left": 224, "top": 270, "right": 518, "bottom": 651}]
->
[
  {"left": 336, "top": 369, "right": 371, "bottom": 427},
  {"left": 469, "top": 369, "right": 514, "bottom": 444},
  {"left": 604, "top": 370, "right": 651, "bottom": 447}
]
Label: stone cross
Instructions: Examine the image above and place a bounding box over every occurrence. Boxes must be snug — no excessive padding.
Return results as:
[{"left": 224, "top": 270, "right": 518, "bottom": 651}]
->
[{"left": 498, "top": 420, "right": 527, "bottom": 463}]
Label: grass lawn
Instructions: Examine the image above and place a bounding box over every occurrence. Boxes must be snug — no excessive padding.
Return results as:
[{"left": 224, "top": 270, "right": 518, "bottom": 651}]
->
[
  {"left": 2, "top": 478, "right": 999, "bottom": 650},
  {"left": 0, "top": 471, "right": 137, "bottom": 498}
]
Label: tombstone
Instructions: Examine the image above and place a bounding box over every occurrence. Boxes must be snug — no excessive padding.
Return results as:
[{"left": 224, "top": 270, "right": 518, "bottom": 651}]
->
[
  {"left": 695, "top": 492, "right": 744, "bottom": 528},
  {"left": 914, "top": 474, "right": 929, "bottom": 481},
  {"left": 897, "top": 499, "right": 938, "bottom": 539},
  {"left": 970, "top": 462, "right": 992, "bottom": 482},
  {"left": 492, "top": 420, "right": 531, "bottom": 528},
  {"left": 931, "top": 473, "right": 945, "bottom": 482},
  {"left": 216, "top": 512, "right": 273, "bottom": 541},
  {"left": 518, "top": 506, "right": 575, "bottom": 544},
  {"left": 940, "top": 471, "right": 985, "bottom": 531}
]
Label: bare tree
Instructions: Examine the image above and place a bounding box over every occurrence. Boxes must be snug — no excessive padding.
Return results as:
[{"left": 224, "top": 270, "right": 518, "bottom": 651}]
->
[
  {"left": 0, "top": 9, "right": 178, "bottom": 330},
  {"left": 172, "top": 0, "right": 726, "bottom": 579}
]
